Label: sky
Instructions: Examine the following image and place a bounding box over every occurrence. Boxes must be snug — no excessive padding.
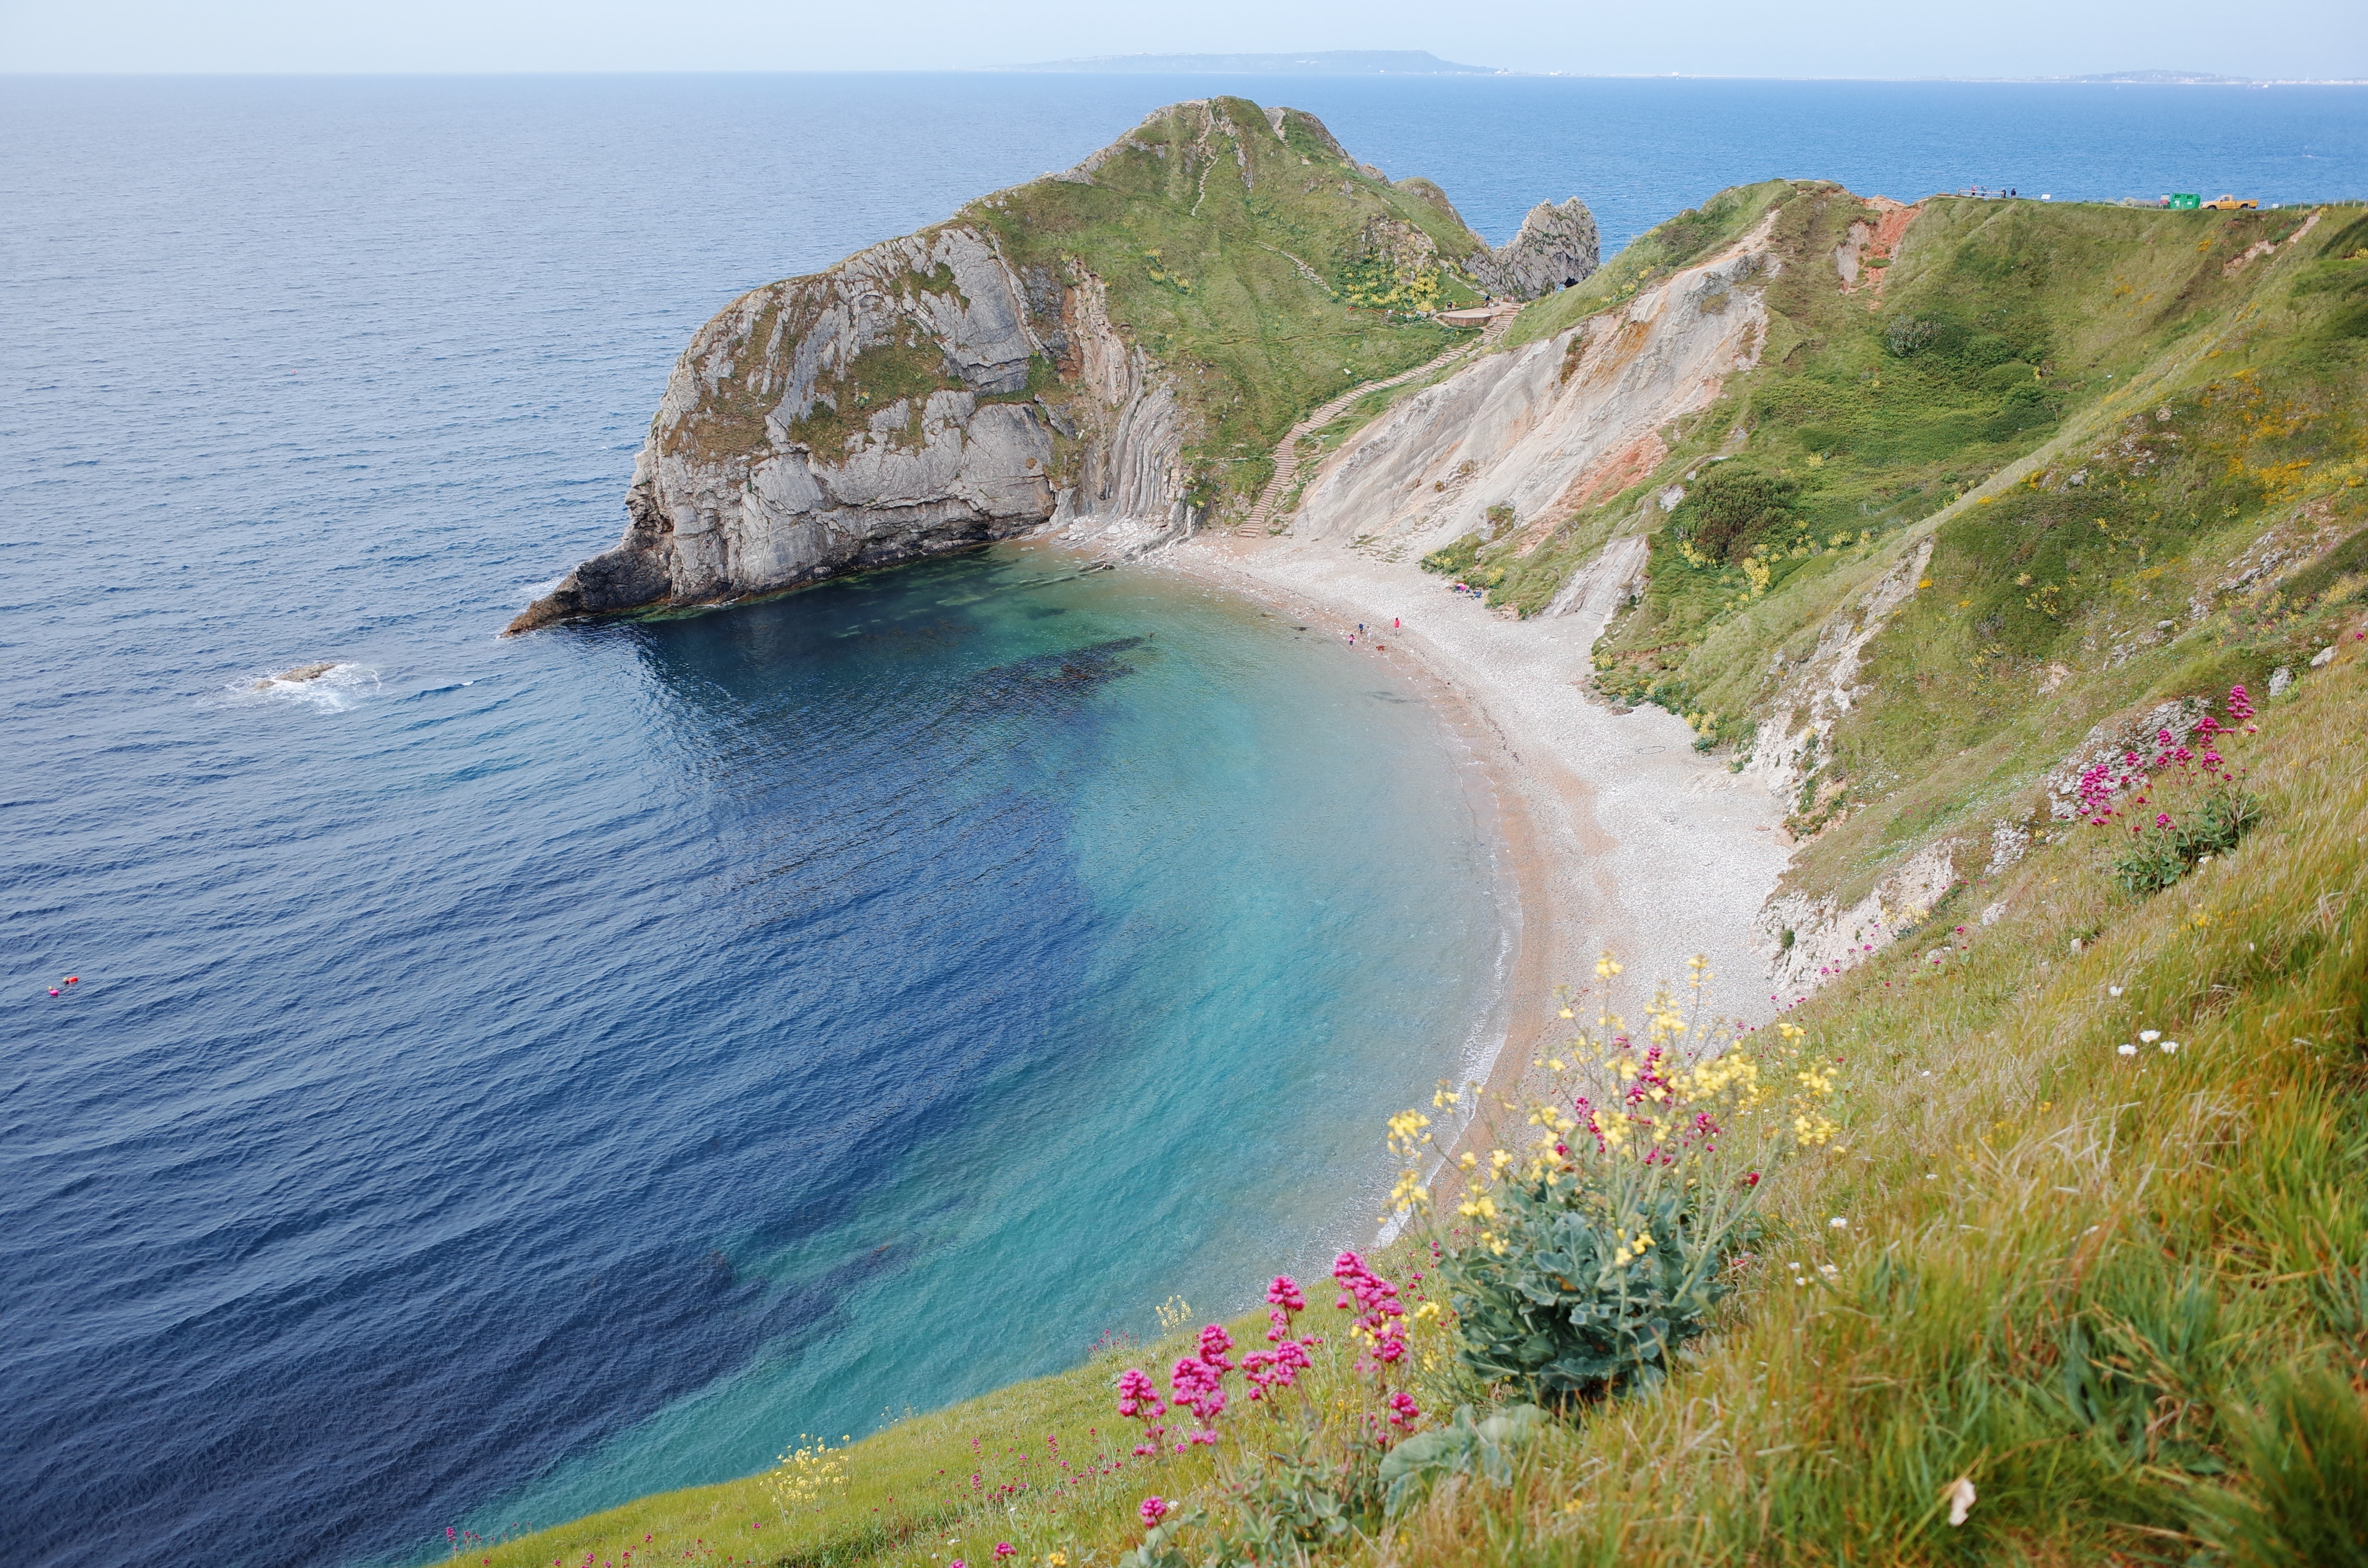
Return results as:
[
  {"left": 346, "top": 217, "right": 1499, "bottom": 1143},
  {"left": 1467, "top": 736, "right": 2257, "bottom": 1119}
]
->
[{"left": 1, "top": 0, "right": 2362, "bottom": 80}]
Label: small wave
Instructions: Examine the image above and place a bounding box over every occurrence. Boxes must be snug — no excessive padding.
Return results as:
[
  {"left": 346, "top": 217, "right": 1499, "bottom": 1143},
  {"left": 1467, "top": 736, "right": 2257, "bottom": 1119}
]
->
[
  {"left": 516, "top": 576, "right": 566, "bottom": 606},
  {"left": 235, "top": 662, "right": 382, "bottom": 711}
]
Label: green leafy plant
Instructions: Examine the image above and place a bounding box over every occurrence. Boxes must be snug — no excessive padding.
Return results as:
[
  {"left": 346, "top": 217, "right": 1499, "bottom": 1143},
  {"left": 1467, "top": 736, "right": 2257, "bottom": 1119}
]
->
[
  {"left": 1403, "top": 967, "right": 1839, "bottom": 1410},
  {"left": 2110, "top": 786, "right": 2262, "bottom": 894},
  {"left": 1378, "top": 1404, "right": 1549, "bottom": 1514},
  {"left": 1443, "top": 1158, "right": 1751, "bottom": 1405}
]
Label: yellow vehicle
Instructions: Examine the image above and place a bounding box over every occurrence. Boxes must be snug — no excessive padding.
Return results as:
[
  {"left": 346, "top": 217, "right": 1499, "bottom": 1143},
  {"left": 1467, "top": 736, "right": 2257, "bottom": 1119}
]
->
[{"left": 2202, "top": 194, "right": 2259, "bottom": 210}]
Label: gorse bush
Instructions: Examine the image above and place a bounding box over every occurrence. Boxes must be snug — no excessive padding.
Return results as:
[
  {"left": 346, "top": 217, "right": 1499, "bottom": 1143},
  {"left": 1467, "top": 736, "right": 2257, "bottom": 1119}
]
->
[{"left": 1675, "top": 466, "right": 1805, "bottom": 564}]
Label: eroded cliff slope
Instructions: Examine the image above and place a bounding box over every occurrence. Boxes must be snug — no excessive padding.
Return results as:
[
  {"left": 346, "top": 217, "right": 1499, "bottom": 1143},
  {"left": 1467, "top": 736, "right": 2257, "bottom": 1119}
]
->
[
  {"left": 510, "top": 98, "right": 1598, "bottom": 631},
  {"left": 1288, "top": 181, "right": 2368, "bottom": 995}
]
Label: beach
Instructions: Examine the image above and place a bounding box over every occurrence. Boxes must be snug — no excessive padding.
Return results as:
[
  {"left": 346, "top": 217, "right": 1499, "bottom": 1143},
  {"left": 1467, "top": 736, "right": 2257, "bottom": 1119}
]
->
[{"left": 1166, "top": 529, "right": 1795, "bottom": 1148}]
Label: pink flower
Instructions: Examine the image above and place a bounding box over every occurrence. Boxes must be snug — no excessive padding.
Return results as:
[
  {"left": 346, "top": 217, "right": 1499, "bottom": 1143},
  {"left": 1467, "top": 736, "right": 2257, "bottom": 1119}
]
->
[
  {"left": 1196, "top": 1323, "right": 1234, "bottom": 1370},
  {"left": 2156, "top": 813, "right": 2174, "bottom": 829},
  {"left": 1140, "top": 1496, "right": 1169, "bottom": 1528},
  {"left": 1116, "top": 1368, "right": 1165, "bottom": 1421},
  {"left": 1387, "top": 1390, "right": 1420, "bottom": 1429},
  {"left": 994, "top": 1545, "right": 1016, "bottom": 1560},
  {"left": 1170, "top": 1355, "right": 1227, "bottom": 1422},
  {"left": 1265, "top": 1276, "right": 1305, "bottom": 1313}
]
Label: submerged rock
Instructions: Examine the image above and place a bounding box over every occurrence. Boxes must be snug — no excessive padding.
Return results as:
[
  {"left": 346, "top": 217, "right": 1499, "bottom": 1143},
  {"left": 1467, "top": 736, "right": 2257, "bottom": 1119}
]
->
[{"left": 254, "top": 662, "right": 340, "bottom": 688}]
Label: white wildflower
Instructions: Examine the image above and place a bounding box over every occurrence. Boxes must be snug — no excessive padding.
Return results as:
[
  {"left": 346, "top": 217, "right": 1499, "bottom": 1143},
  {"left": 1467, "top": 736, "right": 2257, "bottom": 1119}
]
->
[
  {"left": 2117, "top": 1043, "right": 2138, "bottom": 1056},
  {"left": 2139, "top": 1029, "right": 2161, "bottom": 1043},
  {"left": 1829, "top": 1216, "right": 1849, "bottom": 1229},
  {"left": 2160, "top": 1040, "right": 2180, "bottom": 1054}
]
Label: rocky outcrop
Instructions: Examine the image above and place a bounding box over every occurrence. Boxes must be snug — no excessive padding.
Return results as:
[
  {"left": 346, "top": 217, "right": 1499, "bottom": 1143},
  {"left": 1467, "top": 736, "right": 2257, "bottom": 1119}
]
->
[
  {"left": 1285, "top": 214, "right": 1773, "bottom": 561},
  {"left": 1464, "top": 199, "right": 1601, "bottom": 299},
  {"left": 511, "top": 97, "right": 1505, "bottom": 632},
  {"left": 510, "top": 223, "right": 1194, "bottom": 632}
]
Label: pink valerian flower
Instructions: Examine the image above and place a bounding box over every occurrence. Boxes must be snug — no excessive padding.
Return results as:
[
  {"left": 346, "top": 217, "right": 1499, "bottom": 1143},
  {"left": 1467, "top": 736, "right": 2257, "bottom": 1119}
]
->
[
  {"left": 993, "top": 1546, "right": 1017, "bottom": 1561},
  {"left": 2227, "top": 684, "right": 2254, "bottom": 723},
  {"left": 2156, "top": 813, "right": 2174, "bottom": 829},
  {"left": 1387, "top": 1391, "right": 1420, "bottom": 1430},
  {"left": 1196, "top": 1323, "right": 1234, "bottom": 1371},
  {"left": 1263, "top": 1274, "right": 1306, "bottom": 1342},
  {"left": 1140, "top": 1496, "right": 1169, "bottom": 1528},
  {"left": 1333, "top": 1251, "right": 1409, "bottom": 1372},
  {"left": 1242, "top": 1335, "right": 1313, "bottom": 1399},
  {"left": 1117, "top": 1366, "right": 1171, "bottom": 1455},
  {"left": 1170, "top": 1355, "right": 1227, "bottom": 1423},
  {"left": 1115, "top": 1368, "right": 1165, "bottom": 1421}
]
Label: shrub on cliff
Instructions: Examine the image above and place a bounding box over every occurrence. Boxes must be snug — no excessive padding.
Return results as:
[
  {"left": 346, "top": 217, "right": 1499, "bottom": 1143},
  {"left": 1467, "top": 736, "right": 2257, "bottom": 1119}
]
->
[
  {"left": 1672, "top": 466, "right": 1805, "bottom": 563},
  {"left": 1389, "top": 958, "right": 1841, "bottom": 1415}
]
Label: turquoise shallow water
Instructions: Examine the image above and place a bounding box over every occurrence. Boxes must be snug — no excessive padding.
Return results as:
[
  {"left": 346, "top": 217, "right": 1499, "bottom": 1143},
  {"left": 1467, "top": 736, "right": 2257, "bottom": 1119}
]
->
[{"left": 481, "top": 549, "right": 1508, "bottom": 1531}]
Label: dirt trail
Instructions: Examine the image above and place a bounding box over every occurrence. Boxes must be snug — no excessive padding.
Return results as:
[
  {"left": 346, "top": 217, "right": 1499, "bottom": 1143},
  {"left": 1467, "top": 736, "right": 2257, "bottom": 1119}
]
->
[{"left": 1233, "top": 309, "right": 1517, "bottom": 537}]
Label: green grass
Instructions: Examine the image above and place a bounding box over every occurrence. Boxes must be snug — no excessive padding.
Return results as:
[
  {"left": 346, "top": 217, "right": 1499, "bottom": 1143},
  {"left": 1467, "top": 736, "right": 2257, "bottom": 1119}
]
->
[{"left": 961, "top": 99, "right": 1484, "bottom": 517}]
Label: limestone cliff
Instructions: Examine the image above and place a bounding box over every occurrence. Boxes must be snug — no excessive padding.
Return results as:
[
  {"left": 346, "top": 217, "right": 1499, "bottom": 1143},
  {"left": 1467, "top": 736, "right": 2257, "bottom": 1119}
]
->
[
  {"left": 512, "top": 98, "right": 1585, "bottom": 632},
  {"left": 1464, "top": 198, "right": 1601, "bottom": 299}
]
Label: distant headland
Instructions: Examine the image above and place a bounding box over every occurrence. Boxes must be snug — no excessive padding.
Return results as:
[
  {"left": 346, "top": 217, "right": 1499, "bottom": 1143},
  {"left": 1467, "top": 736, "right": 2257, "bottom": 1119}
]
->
[{"left": 994, "top": 49, "right": 1503, "bottom": 75}]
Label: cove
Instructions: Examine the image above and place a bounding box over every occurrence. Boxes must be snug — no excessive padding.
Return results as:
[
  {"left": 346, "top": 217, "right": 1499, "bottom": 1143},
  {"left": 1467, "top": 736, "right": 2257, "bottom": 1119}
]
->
[{"left": 448, "top": 546, "right": 1514, "bottom": 1540}]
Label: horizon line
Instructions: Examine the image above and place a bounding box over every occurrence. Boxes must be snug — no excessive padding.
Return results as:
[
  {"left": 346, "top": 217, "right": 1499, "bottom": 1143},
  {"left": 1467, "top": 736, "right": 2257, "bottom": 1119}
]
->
[{"left": 4, "top": 67, "right": 2367, "bottom": 85}]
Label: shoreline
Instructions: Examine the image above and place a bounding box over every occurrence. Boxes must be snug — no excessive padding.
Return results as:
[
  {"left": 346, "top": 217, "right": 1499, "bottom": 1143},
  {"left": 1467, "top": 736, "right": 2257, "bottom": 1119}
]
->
[{"left": 1161, "top": 529, "right": 1795, "bottom": 1167}]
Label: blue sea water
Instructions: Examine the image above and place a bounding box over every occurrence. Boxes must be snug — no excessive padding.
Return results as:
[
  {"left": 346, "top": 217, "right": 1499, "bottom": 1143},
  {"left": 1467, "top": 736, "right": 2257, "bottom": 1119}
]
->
[{"left": 4, "top": 71, "right": 2365, "bottom": 1568}]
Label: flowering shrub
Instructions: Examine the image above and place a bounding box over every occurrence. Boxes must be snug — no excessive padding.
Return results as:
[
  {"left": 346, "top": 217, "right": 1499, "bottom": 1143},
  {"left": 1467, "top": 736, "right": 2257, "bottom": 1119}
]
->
[
  {"left": 2090, "top": 688, "right": 2263, "bottom": 894},
  {"left": 1407, "top": 956, "right": 1841, "bottom": 1407}
]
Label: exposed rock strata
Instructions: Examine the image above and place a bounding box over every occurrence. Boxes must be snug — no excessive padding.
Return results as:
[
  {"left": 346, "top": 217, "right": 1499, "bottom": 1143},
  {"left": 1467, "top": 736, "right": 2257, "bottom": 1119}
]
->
[
  {"left": 511, "top": 98, "right": 1536, "bottom": 633},
  {"left": 1285, "top": 217, "right": 1774, "bottom": 562},
  {"left": 510, "top": 226, "right": 1189, "bottom": 632},
  {"left": 1464, "top": 198, "right": 1602, "bottom": 299}
]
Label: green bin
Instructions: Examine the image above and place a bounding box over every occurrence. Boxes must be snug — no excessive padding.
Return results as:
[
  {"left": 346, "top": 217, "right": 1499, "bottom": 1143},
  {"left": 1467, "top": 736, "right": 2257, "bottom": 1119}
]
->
[{"left": 2168, "top": 193, "right": 2201, "bottom": 211}]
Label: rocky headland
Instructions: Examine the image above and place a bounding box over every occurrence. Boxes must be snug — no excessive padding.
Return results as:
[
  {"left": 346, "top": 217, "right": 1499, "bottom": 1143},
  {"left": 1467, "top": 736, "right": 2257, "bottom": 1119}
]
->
[{"left": 508, "top": 99, "right": 1596, "bottom": 634}]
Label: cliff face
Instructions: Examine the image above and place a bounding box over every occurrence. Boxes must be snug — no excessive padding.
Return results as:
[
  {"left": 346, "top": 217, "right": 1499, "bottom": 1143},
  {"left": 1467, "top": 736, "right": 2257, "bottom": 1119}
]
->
[
  {"left": 514, "top": 227, "right": 1153, "bottom": 629},
  {"left": 513, "top": 98, "right": 1592, "bottom": 632},
  {"left": 1288, "top": 214, "right": 1770, "bottom": 558},
  {"left": 1465, "top": 198, "right": 1602, "bottom": 299}
]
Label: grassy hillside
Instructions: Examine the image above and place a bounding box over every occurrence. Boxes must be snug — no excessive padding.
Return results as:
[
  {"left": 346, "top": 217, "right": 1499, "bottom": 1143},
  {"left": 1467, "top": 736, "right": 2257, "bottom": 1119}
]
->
[
  {"left": 1480, "top": 191, "right": 2367, "bottom": 906},
  {"left": 961, "top": 98, "right": 1489, "bottom": 515},
  {"left": 430, "top": 196, "right": 2368, "bottom": 1568},
  {"left": 670, "top": 99, "right": 1487, "bottom": 523}
]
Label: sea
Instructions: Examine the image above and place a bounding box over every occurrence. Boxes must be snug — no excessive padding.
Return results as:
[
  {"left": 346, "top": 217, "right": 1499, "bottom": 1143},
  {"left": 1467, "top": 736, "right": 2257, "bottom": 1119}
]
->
[{"left": 5, "top": 71, "right": 2364, "bottom": 1568}]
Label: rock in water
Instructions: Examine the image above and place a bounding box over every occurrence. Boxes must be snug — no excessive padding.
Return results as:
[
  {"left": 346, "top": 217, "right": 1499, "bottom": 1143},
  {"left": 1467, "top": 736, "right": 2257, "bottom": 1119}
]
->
[
  {"left": 508, "top": 98, "right": 1550, "bottom": 633},
  {"left": 254, "top": 662, "right": 340, "bottom": 688}
]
